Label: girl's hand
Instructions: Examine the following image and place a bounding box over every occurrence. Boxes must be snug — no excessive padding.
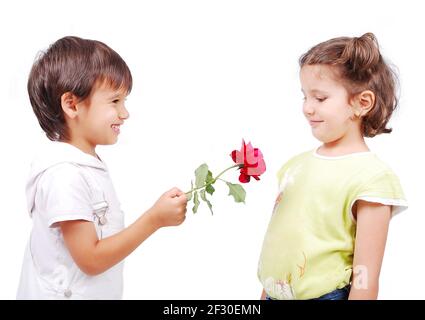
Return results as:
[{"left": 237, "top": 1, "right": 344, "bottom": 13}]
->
[{"left": 149, "top": 187, "right": 188, "bottom": 228}]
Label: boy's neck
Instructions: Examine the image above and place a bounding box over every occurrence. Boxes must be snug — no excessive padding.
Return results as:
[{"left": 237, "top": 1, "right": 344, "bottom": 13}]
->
[{"left": 62, "top": 138, "right": 98, "bottom": 158}]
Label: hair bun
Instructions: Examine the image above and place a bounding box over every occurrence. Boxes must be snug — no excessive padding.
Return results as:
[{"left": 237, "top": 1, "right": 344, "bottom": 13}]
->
[{"left": 339, "top": 32, "right": 381, "bottom": 80}]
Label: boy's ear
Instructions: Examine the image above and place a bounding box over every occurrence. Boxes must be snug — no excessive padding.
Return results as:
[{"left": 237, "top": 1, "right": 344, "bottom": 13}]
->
[
  {"left": 61, "top": 92, "right": 79, "bottom": 119},
  {"left": 351, "top": 90, "right": 376, "bottom": 118}
]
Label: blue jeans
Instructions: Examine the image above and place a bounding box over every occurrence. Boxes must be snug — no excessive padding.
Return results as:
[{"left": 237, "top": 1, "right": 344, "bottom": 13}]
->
[
  {"left": 266, "top": 285, "right": 351, "bottom": 300},
  {"left": 311, "top": 285, "right": 350, "bottom": 300}
]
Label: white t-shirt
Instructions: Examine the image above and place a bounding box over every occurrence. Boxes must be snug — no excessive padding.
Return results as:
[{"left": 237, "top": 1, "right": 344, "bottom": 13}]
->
[{"left": 17, "top": 141, "right": 125, "bottom": 299}]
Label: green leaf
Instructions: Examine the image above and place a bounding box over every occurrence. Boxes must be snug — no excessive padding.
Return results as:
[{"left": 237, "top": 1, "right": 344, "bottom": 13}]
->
[
  {"left": 205, "top": 170, "right": 215, "bottom": 196},
  {"left": 195, "top": 163, "right": 209, "bottom": 188},
  {"left": 206, "top": 170, "right": 214, "bottom": 184},
  {"left": 226, "top": 182, "right": 246, "bottom": 203},
  {"left": 205, "top": 184, "right": 215, "bottom": 196},
  {"left": 192, "top": 191, "right": 200, "bottom": 214},
  {"left": 186, "top": 181, "right": 193, "bottom": 201},
  {"left": 200, "top": 189, "right": 214, "bottom": 215}
]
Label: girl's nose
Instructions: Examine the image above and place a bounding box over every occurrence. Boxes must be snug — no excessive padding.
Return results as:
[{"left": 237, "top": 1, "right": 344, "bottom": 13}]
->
[{"left": 303, "top": 101, "right": 315, "bottom": 116}]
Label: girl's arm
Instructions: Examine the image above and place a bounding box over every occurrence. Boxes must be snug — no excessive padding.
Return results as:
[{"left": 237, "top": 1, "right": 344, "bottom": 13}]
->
[
  {"left": 60, "top": 188, "right": 187, "bottom": 276},
  {"left": 349, "top": 200, "right": 391, "bottom": 300},
  {"left": 260, "top": 289, "right": 267, "bottom": 300}
]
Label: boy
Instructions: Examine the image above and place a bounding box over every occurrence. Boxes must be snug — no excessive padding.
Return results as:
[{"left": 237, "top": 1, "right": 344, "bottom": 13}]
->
[{"left": 17, "top": 36, "right": 187, "bottom": 299}]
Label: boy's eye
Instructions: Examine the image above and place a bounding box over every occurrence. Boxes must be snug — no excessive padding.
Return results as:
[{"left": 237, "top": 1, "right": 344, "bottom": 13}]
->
[
  {"left": 316, "top": 97, "right": 327, "bottom": 102},
  {"left": 112, "top": 99, "right": 120, "bottom": 104}
]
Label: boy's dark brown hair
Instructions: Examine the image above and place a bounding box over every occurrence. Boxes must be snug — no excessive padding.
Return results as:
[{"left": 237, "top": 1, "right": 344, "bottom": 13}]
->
[
  {"left": 28, "top": 36, "right": 133, "bottom": 141},
  {"left": 299, "top": 32, "right": 398, "bottom": 137}
]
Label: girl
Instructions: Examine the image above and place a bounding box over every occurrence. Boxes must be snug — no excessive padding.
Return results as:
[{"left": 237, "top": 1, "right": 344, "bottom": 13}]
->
[{"left": 257, "top": 33, "right": 408, "bottom": 300}]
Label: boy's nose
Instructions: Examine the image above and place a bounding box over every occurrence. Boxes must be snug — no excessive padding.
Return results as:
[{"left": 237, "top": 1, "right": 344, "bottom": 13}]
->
[{"left": 119, "top": 106, "right": 130, "bottom": 120}]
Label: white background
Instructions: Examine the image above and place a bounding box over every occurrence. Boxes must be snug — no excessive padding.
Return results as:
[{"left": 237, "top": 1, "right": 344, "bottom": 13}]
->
[{"left": 1, "top": 0, "right": 424, "bottom": 299}]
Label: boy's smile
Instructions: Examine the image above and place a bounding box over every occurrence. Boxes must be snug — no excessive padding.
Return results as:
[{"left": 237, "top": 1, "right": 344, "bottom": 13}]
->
[{"left": 111, "top": 124, "right": 122, "bottom": 134}]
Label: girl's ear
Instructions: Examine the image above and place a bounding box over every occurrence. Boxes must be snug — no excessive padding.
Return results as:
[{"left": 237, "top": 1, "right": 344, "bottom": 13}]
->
[
  {"left": 351, "top": 90, "right": 376, "bottom": 118},
  {"left": 61, "top": 92, "right": 79, "bottom": 119}
]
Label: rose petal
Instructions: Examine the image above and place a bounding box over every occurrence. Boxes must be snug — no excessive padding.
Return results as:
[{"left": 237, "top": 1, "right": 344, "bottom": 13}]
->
[
  {"left": 257, "top": 159, "right": 266, "bottom": 174},
  {"left": 239, "top": 173, "right": 250, "bottom": 183},
  {"left": 231, "top": 150, "right": 237, "bottom": 162},
  {"left": 231, "top": 150, "right": 244, "bottom": 164},
  {"left": 245, "top": 149, "right": 258, "bottom": 166}
]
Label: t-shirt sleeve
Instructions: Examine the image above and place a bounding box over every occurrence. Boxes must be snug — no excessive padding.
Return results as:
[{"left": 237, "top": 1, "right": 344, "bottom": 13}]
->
[
  {"left": 37, "top": 163, "right": 94, "bottom": 228},
  {"left": 276, "top": 160, "right": 293, "bottom": 192},
  {"left": 353, "top": 169, "right": 408, "bottom": 218},
  {"left": 276, "top": 162, "right": 289, "bottom": 183}
]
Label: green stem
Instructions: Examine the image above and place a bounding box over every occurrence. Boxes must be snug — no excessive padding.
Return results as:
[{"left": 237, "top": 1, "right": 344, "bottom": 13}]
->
[{"left": 185, "top": 164, "right": 242, "bottom": 194}]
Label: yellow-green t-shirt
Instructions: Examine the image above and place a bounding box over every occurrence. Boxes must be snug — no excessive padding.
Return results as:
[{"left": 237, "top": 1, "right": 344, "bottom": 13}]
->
[{"left": 257, "top": 149, "right": 408, "bottom": 300}]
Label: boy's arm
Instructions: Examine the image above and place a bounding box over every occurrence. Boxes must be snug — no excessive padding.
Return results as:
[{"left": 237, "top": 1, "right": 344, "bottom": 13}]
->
[
  {"left": 260, "top": 289, "right": 266, "bottom": 300},
  {"left": 348, "top": 200, "right": 391, "bottom": 300},
  {"left": 60, "top": 188, "right": 187, "bottom": 276}
]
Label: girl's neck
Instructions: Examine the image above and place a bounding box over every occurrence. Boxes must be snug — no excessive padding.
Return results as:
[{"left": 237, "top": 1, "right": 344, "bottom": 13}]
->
[{"left": 318, "top": 137, "right": 370, "bottom": 157}]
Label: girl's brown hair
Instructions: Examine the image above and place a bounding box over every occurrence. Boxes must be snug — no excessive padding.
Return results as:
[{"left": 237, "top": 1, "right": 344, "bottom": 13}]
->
[
  {"left": 28, "top": 36, "right": 133, "bottom": 141},
  {"left": 299, "top": 33, "right": 398, "bottom": 137}
]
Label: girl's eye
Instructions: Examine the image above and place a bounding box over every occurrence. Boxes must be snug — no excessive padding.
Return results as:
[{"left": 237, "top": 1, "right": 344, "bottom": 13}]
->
[
  {"left": 316, "top": 97, "right": 327, "bottom": 102},
  {"left": 112, "top": 99, "right": 119, "bottom": 104}
]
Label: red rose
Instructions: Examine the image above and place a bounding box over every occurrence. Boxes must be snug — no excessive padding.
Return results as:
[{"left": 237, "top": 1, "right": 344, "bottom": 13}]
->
[
  {"left": 187, "top": 139, "right": 266, "bottom": 214},
  {"left": 230, "top": 140, "right": 266, "bottom": 183}
]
